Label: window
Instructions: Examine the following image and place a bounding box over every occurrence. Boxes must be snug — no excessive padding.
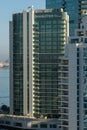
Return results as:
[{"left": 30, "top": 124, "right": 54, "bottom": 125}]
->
[
  {"left": 77, "top": 59, "right": 79, "bottom": 65},
  {"left": 5, "top": 121, "right": 10, "bottom": 125},
  {"left": 82, "top": 25, "right": 84, "bottom": 29},
  {"left": 40, "top": 124, "right": 47, "bottom": 128},
  {"left": 31, "top": 124, "right": 38, "bottom": 128},
  {"left": 77, "top": 78, "right": 79, "bottom": 83},
  {"left": 14, "top": 122, "right": 22, "bottom": 127},
  {"left": 77, "top": 66, "right": 79, "bottom": 71},
  {"left": 71, "top": 38, "right": 79, "bottom": 43},
  {"left": 0, "top": 120, "right": 4, "bottom": 124},
  {"left": 50, "top": 124, "right": 57, "bottom": 128},
  {"left": 62, "top": 121, "right": 68, "bottom": 125},
  {"left": 85, "top": 38, "right": 87, "bottom": 43},
  {"left": 77, "top": 72, "right": 79, "bottom": 77}
]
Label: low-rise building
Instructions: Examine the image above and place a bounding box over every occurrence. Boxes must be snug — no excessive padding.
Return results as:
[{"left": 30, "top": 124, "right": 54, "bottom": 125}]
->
[{"left": 0, "top": 114, "right": 60, "bottom": 130}]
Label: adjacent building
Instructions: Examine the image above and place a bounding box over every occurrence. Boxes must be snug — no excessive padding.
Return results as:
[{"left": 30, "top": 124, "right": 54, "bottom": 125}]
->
[
  {"left": 46, "top": 0, "right": 87, "bottom": 36},
  {"left": 10, "top": 8, "right": 69, "bottom": 118},
  {"left": 0, "top": 114, "right": 60, "bottom": 130},
  {"left": 57, "top": 16, "right": 87, "bottom": 130}
]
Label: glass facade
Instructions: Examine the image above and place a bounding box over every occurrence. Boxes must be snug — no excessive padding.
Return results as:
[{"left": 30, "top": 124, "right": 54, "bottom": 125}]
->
[
  {"left": 13, "top": 13, "right": 23, "bottom": 115},
  {"left": 46, "top": 0, "right": 78, "bottom": 36},
  {"left": 12, "top": 12, "right": 30, "bottom": 115},
  {"left": 11, "top": 9, "right": 69, "bottom": 117},
  {"left": 33, "top": 9, "right": 69, "bottom": 118},
  {"left": 83, "top": 48, "right": 87, "bottom": 129},
  {"left": 46, "top": 0, "right": 87, "bottom": 36},
  {"left": 77, "top": 48, "right": 80, "bottom": 130}
]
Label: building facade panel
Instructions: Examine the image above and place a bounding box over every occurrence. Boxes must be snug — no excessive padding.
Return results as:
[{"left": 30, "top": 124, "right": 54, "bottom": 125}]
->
[{"left": 46, "top": 0, "right": 87, "bottom": 36}]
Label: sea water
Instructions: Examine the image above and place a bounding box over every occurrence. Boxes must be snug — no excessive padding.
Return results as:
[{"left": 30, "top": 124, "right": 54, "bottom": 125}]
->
[{"left": 0, "top": 68, "right": 9, "bottom": 106}]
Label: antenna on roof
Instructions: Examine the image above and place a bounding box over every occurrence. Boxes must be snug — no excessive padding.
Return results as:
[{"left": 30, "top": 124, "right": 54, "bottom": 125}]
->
[{"left": 28, "top": 5, "right": 34, "bottom": 10}]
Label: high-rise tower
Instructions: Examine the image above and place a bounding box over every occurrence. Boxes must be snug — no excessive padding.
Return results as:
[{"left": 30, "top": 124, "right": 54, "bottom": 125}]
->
[
  {"left": 46, "top": 0, "right": 87, "bottom": 36},
  {"left": 33, "top": 9, "right": 69, "bottom": 118},
  {"left": 10, "top": 8, "right": 69, "bottom": 117}
]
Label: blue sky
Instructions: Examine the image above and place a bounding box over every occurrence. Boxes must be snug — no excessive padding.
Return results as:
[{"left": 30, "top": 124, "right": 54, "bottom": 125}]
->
[{"left": 0, "top": 0, "right": 45, "bottom": 61}]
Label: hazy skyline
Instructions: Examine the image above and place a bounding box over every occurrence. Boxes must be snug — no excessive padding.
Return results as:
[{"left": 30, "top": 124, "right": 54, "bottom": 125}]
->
[{"left": 0, "top": 0, "right": 45, "bottom": 61}]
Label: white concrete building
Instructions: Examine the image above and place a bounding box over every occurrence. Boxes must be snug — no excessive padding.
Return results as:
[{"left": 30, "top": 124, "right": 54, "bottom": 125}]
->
[{"left": 57, "top": 15, "right": 87, "bottom": 130}]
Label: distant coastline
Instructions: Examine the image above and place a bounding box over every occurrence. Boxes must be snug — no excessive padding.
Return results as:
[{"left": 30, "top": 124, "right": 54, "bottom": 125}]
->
[{"left": 0, "top": 62, "right": 9, "bottom": 68}]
